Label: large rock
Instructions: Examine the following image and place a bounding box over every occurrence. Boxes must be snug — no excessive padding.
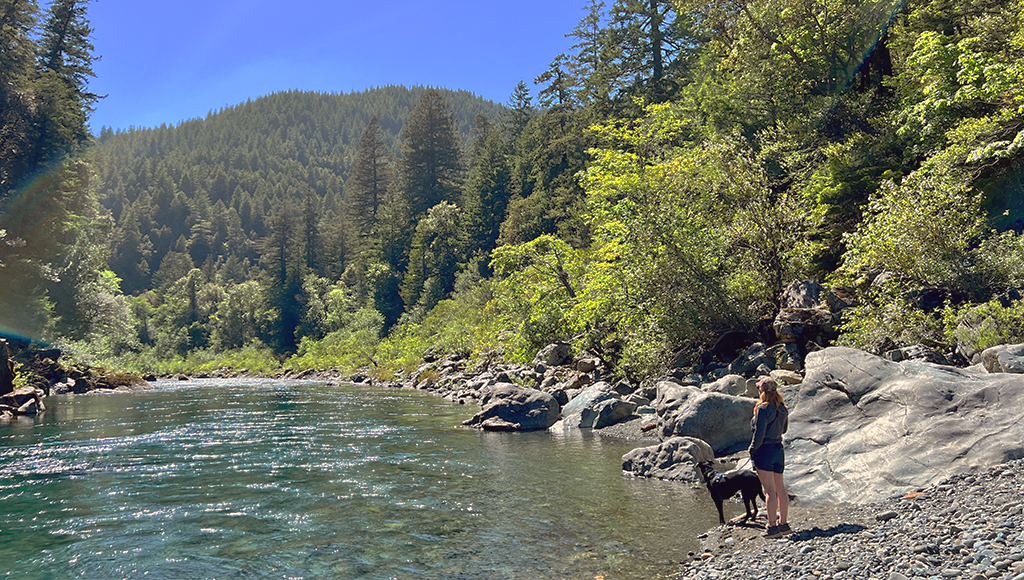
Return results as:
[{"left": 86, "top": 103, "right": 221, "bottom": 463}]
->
[
  {"left": 532, "top": 342, "right": 572, "bottom": 368},
  {"left": 773, "top": 308, "right": 836, "bottom": 344},
  {"left": 655, "top": 383, "right": 755, "bottom": 455},
  {"left": 701, "top": 374, "right": 752, "bottom": 397},
  {"left": 786, "top": 346, "right": 1024, "bottom": 504},
  {"left": 883, "top": 344, "right": 951, "bottom": 366},
  {"left": 621, "top": 436, "right": 715, "bottom": 483},
  {"left": 462, "top": 383, "right": 561, "bottom": 432},
  {"left": 979, "top": 343, "right": 1024, "bottom": 374},
  {"left": 780, "top": 280, "right": 827, "bottom": 309},
  {"left": 727, "top": 343, "right": 773, "bottom": 376},
  {"left": 0, "top": 386, "right": 46, "bottom": 416},
  {"left": 558, "top": 382, "right": 638, "bottom": 429}
]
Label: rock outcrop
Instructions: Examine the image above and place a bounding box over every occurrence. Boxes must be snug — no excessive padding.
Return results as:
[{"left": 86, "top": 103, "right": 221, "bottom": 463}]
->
[
  {"left": 0, "top": 339, "right": 14, "bottom": 396},
  {"left": 785, "top": 346, "right": 1024, "bottom": 504},
  {"left": 621, "top": 436, "right": 714, "bottom": 483},
  {"left": 0, "top": 386, "right": 46, "bottom": 418}
]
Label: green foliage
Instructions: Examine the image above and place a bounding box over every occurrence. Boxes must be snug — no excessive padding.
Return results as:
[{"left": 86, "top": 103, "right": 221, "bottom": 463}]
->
[
  {"left": 944, "top": 298, "right": 1024, "bottom": 356},
  {"left": 287, "top": 308, "right": 384, "bottom": 371},
  {"left": 836, "top": 165, "right": 985, "bottom": 287},
  {"left": 23, "top": 0, "right": 1024, "bottom": 382},
  {"left": 836, "top": 282, "right": 945, "bottom": 354},
  {"left": 490, "top": 234, "right": 586, "bottom": 362}
]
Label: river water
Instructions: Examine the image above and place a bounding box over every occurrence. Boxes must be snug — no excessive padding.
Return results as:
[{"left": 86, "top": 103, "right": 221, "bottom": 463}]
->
[{"left": 0, "top": 379, "right": 723, "bottom": 580}]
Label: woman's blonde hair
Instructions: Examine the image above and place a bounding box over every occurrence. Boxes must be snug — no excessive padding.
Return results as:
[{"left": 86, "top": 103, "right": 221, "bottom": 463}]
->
[
  {"left": 754, "top": 377, "right": 785, "bottom": 412},
  {"left": 757, "top": 389, "right": 785, "bottom": 409}
]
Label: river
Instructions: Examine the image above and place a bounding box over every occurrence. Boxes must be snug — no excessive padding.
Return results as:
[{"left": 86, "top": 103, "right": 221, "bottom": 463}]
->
[{"left": 0, "top": 379, "right": 723, "bottom": 579}]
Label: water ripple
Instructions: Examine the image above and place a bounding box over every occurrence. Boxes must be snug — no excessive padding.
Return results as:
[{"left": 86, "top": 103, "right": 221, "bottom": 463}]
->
[{"left": 0, "top": 380, "right": 717, "bottom": 580}]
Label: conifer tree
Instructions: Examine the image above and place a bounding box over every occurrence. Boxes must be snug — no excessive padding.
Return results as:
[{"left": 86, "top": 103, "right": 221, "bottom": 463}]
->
[
  {"left": 503, "top": 81, "right": 535, "bottom": 140},
  {"left": 345, "top": 115, "right": 391, "bottom": 241},
  {"left": 395, "top": 89, "right": 465, "bottom": 220},
  {"left": 301, "top": 186, "right": 321, "bottom": 274},
  {"left": 462, "top": 114, "right": 512, "bottom": 257},
  {"left": 261, "top": 203, "right": 301, "bottom": 351}
]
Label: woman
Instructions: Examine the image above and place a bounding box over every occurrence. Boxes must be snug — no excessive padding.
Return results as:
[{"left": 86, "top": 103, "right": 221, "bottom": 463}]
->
[{"left": 749, "top": 376, "right": 790, "bottom": 538}]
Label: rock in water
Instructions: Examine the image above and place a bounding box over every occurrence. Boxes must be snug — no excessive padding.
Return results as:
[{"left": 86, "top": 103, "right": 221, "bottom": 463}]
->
[{"left": 462, "top": 383, "right": 561, "bottom": 431}]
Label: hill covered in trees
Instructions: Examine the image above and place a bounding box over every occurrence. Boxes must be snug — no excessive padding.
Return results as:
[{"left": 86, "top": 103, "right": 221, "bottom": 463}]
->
[{"left": 4, "top": 0, "right": 1024, "bottom": 382}]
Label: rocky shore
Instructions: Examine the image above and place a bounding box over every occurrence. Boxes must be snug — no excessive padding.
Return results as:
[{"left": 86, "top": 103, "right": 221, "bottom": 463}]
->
[{"left": 679, "top": 458, "right": 1024, "bottom": 580}]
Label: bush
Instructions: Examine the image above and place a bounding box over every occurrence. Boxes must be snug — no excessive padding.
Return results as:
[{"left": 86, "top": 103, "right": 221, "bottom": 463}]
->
[{"left": 944, "top": 298, "right": 1024, "bottom": 358}]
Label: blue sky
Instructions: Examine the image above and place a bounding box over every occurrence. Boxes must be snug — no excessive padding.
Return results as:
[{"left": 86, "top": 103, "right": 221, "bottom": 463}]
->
[{"left": 83, "top": 0, "right": 586, "bottom": 132}]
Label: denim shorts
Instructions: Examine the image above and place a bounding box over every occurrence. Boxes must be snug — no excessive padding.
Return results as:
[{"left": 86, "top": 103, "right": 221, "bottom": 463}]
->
[{"left": 752, "top": 442, "right": 785, "bottom": 473}]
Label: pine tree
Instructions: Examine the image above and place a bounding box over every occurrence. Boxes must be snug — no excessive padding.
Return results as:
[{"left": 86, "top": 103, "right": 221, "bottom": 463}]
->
[
  {"left": 0, "top": 0, "right": 39, "bottom": 194},
  {"left": 503, "top": 81, "right": 535, "bottom": 140},
  {"left": 301, "top": 186, "right": 321, "bottom": 274},
  {"left": 461, "top": 114, "right": 512, "bottom": 257},
  {"left": 32, "top": 0, "right": 98, "bottom": 164},
  {"left": 261, "top": 202, "right": 301, "bottom": 352},
  {"left": 345, "top": 115, "right": 391, "bottom": 241},
  {"left": 395, "top": 89, "right": 465, "bottom": 220}
]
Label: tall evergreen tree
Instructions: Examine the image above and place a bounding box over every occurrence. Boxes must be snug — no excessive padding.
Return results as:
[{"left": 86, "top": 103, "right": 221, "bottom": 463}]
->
[
  {"left": 301, "top": 186, "right": 321, "bottom": 274},
  {"left": 0, "top": 0, "right": 39, "bottom": 194},
  {"left": 395, "top": 89, "right": 465, "bottom": 220},
  {"left": 503, "top": 81, "right": 535, "bottom": 140},
  {"left": 606, "top": 0, "right": 695, "bottom": 101},
  {"left": 462, "top": 114, "right": 512, "bottom": 257},
  {"left": 345, "top": 115, "right": 391, "bottom": 241},
  {"left": 0, "top": 0, "right": 104, "bottom": 341},
  {"left": 32, "top": 0, "right": 98, "bottom": 165},
  {"left": 261, "top": 202, "right": 301, "bottom": 351}
]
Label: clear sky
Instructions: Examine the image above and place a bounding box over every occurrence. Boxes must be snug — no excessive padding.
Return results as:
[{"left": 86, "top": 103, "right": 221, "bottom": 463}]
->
[{"left": 83, "top": 0, "right": 586, "bottom": 132}]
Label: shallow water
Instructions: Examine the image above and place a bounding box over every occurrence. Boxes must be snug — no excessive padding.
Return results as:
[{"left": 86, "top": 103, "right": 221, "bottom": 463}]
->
[{"left": 0, "top": 379, "right": 724, "bottom": 579}]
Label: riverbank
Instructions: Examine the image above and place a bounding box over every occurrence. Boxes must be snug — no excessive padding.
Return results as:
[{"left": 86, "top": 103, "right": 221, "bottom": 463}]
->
[{"left": 677, "top": 458, "right": 1024, "bottom": 580}]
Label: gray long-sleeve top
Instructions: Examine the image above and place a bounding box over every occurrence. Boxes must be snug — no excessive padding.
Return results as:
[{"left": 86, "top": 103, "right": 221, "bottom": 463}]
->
[{"left": 749, "top": 402, "right": 789, "bottom": 453}]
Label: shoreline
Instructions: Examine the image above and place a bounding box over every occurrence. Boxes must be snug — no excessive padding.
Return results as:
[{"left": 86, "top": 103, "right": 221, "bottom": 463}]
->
[{"left": 678, "top": 458, "right": 1024, "bottom": 579}]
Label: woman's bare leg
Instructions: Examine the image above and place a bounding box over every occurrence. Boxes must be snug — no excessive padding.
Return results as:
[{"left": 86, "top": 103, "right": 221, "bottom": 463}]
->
[
  {"left": 774, "top": 471, "right": 788, "bottom": 525},
  {"left": 756, "top": 469, "right": 777, "bottom": 526}
]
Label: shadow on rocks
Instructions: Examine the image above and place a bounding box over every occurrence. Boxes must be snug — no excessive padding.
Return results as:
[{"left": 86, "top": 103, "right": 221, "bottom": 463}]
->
[{"left": 789, "top": 523, "right": 867, "bottom": 542}]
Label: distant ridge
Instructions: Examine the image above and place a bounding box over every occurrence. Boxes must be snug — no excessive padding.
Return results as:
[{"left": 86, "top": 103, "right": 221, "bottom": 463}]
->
[{"left": 93, "top": 85, "right": 505, "bottom": 295}]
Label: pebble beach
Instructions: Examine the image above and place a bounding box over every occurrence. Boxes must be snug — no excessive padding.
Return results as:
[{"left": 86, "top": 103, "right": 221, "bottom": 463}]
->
[{"left": 676, "top": 458, "right": 1024, "bottom": 580}]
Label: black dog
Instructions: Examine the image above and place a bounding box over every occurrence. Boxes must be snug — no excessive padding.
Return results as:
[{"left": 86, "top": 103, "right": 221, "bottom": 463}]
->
[{"left": 697, "top": 461, "right": 764, "bottom": 525}]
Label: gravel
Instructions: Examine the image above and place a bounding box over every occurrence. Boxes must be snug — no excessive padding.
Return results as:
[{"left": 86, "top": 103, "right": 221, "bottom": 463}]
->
[{"left": 674, "top": 459, "right": 1024, "bottom": 580}]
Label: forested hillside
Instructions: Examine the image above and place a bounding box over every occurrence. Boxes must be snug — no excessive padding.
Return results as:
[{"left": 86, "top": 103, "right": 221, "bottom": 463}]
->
[
  {"left": 95, "top": 87, "right": 502, "bottom": 296},
  {"left": 4, "top": 0, "right": 1024, "bottom": 381}
]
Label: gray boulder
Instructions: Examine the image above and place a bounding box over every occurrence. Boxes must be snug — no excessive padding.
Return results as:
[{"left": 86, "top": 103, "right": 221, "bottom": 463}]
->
[
  {"left": 786, "top": 346, "right": 1024, "bottom": 504},
  {"left": 780, "top": 280, "right": 826, "bottom": 309},
  {"left": 655, "top": 383, "right": 755, "bottom": 455},
  {"left": 727, "top": 343, "right": 773, "bottom": 376},
  {"left": 883, "top": 344, "right": 951, "bottom": 365},
  {"left": 702, "top": 374, "right": 751, "bottom": 397},
  {"left": 0, "top": 386, "right": 46, "bottom": 416},
  {"left": 621, "top": 436, "right": 715, "bottom": 482},
  {"left": 773, "top": 308, "right": 836, "bottom": 344},
  {"left": 980, "top": 343, "right": 1024, "bottom": 374},
  {"left": 558, "top": 382, "right": 638, "bottom": 429},
  {"left": 462, "top": 383, "right": 561, "bottom": 431},
  {"left": 767, "top": 342, "right": 803, "bottom": 371},
  {"left": 533, "top": 342, "right": 572, "bottom": 367}
]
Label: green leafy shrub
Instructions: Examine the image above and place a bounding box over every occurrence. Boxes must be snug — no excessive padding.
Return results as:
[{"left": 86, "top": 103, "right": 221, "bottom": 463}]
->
[{"left": 944, "top": 298, "right": 1024, "bottom": 357}]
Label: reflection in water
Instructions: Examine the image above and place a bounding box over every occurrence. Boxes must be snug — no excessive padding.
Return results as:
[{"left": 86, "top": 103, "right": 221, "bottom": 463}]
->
[{"left": 0, "top": 380, "right": 723, "bottom": 579}]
